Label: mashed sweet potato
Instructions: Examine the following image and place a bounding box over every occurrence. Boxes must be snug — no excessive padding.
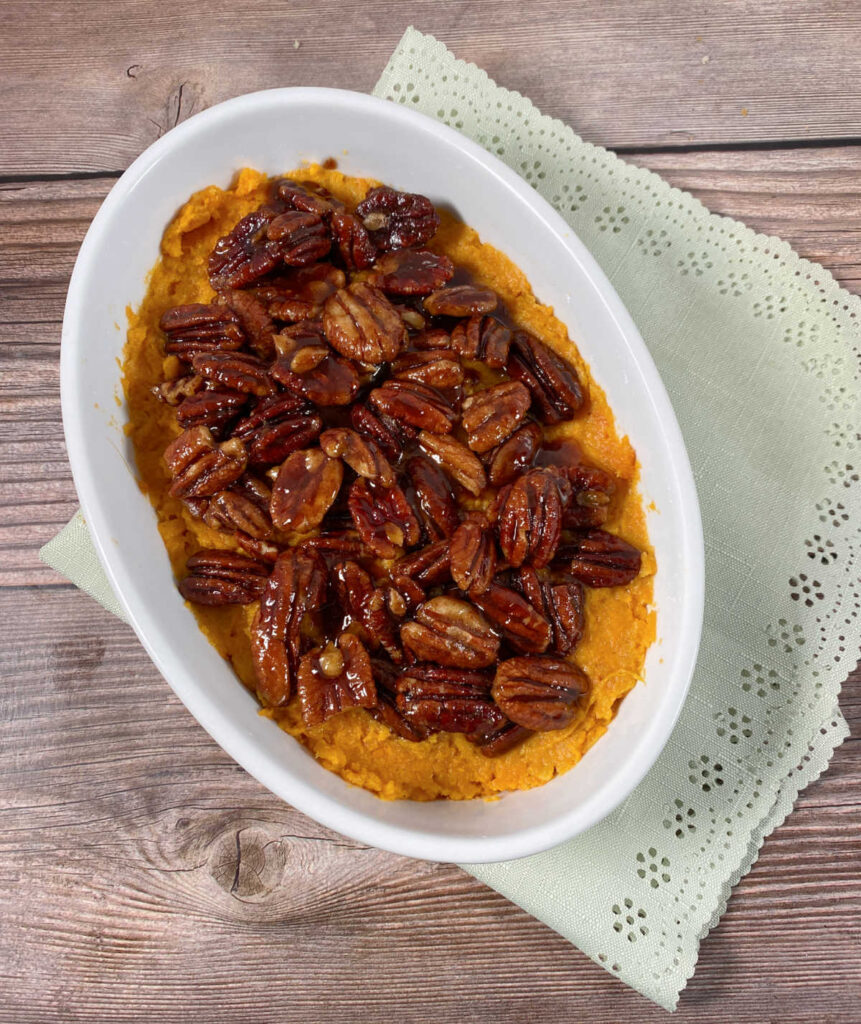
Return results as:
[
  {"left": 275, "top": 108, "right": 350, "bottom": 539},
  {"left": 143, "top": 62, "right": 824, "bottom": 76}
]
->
[{"left": 123, "top": 165, "right": 655, "bottom": 800}]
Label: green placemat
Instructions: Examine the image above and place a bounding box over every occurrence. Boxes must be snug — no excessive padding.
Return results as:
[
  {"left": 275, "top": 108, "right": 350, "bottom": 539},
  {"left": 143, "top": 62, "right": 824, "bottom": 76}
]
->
[{"left": 42, "top": 28, "right": 858, "bottom": 1011}]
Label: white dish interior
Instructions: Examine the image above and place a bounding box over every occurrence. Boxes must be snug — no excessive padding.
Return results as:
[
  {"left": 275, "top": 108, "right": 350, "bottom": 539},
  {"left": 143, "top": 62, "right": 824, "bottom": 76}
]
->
[{"left": 62, "top": 88, "right": 703, "bottom": 863}]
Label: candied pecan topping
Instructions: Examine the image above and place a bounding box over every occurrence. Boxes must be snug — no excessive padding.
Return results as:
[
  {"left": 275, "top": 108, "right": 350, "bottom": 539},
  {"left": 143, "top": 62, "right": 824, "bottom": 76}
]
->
[
  {"left": 411, "top": 327, "right": 452, "bottom": 350},
  {"left": 451, "top": 315, "right": 511, "bottom": 369},
  {"left": 218, "top": 288, "right": 277, "bottom": 359},
  {"left": 496, "top": 467, "right": 565, "bottom": 568},
  {"left": 486, "top": 421, "right": 542, "bottom": 486},
  {"left": 299, "top": 531, "right": 364, "bottom": 557},
  {"left": 394, "top": 540, "right": 451, "bottom": 586},
  {"left": 492, "top": 656, "right": 589, "bottom": 731},
  {"left": 461, "top": 381, "right": 531, "bottom": 454},
  {"left": 178, "top": 549, "right": 269, "bottom": 606},
  {"left": 561, "top": 463, "right": 617, "bottom": 528},
  {"left": 417, "top": 431, "right": 487, "bottom": 496},
  {"left": 391, "top": 350, "right": 464, "bottom": 389},
  {"left": 271, "top": 326, "right": 360, "bottom": 407},
  {"left": 508, "top": 330, "right": 585, "bottom": 423},
  {"left": 330, "top": 210, "right": 377, "bottom": 270},
  {"left": 159, "top": 303, "right": 245, "bottom": 360},
  {"left": 208, "top": 208, "right": 287, "bottom": 290},
  {"left": 375, "top": 248, "right": 455, "bottom": 296},
  {"left": 270, "top": 449, "right": 344, "bottom": 533},
  {"left": 348, "top": 478, "right": 421, "bottom": 558},
  {"left": 323, "top": 281, "right": 407, "bottom": 363},
  {"left": 164, "top": 426, "right": 247, "bottom": 499},
  {"left": 152, "top": 374, "right": 203, "bottom": 406},
  {"left": 333, "top": 560, "right": 402, "bottom": 662},
  {"left": 175, "top": 390, "right": 247, "bottom": 432},
  {"left": 400, "top": 596, "right": 499, "bottom": 669},
  {"left": 405, "top": 456, "right": 460, "bottom": 540},
  {"left": 275, "top": 178, "right": 341, "bottom": 218},
  {"left": 471, "top": 583, "right": 551, "bottom": 654},
  {"left": 423, "top": 284, "right": 498, "bottom": 318},
  {"left": 297, "top": 633, "right": 377, "bottom": 726},
  {"left": 396, "top": 664, "right": 498, "bottom": 733},
  {"left": 265, "top": 210, "right": 331, "bottom": 266},
  {"left": 250, "top": 263, "right": 346, "bottom": 322},
  {"left": 250, "top": 548, "right": 327, "bottom": 706},
  {"left": 232, "top": 395, "right": 322, "bottom": 468},
  {"left": 561, "top": 528, "right": 642, "bottom": 587},
  {"left": 350, "top": 404, "right": 402, "bottom": 463},
  {"left": 356, "top": 186, "right": 440, "bottom": 251},
  {"left": 513, "top": 567, "right": 585, "bottom": 655},
  {"left": 370, "top": 658, "right": 431, "bottom": 741},
  {"left": 449, "top": 520, "right": 496, "bottom": 596},
  {"left": 469, "top": 717, "right": 532, "bottom": 758},
  {"left": 368, "top": 379, "right": 457, "bottom": 435},
  {"left": 320, "top": 428, "right": 396, "bottom": 486},
  {"left": 191, "top": 351, "right": 275, "bottom": 397},
  {"left": 203, "top": 479, "right": 273, "bottom": 540}
]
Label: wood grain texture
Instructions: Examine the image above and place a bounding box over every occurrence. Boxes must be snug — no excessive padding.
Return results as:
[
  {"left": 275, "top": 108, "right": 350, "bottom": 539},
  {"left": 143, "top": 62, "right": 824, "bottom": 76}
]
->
[
  {"left": 1, "top": 0, "right": 860, "bottom": 174},
  {"left": 1, "top": 2, "right": 859, "bottom": 1020}
]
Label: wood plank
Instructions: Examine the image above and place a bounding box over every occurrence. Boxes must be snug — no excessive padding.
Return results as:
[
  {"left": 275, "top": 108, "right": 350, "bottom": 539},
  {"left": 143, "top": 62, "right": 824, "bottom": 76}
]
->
[
  {"left": 0, "top": 587, "right": 857, "bottom": 1024},
  {"left": 1, "top": 0, "right": 860, "bottom": 175}
]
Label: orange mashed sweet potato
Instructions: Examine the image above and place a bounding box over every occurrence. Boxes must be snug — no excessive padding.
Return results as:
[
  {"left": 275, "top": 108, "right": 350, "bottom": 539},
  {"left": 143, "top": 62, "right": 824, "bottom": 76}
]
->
[{"left": 123, "top": 165, "right": 656, "bottom": 801}]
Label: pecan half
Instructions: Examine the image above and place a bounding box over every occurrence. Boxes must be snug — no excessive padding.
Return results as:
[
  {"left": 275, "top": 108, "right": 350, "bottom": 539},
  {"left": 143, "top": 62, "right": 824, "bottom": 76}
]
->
[
  {"left": 164, "top": 426, "right": 247, "bottom": 499},
  {"left": 350, "top": 404, "right": 402, "bottom": 463},
  {"left": 178, "top": 549, "right": 269, "bottom": 605},
  {"left": 356, "top": 186, "right": 440, "bottom": 252},
  {"left": 320, "top": 428, "right": 396, "bottom": 486},
  {"left": 513, "top": 567, "right": 585, "bottom": 655},
  {"left": 250, "top": 548, "right": 327, "bottom": 705},
  {"left": 471, "top": 583, "right": 551, "bottom": 654},
  {"left": 375, "top": 248, "right": 455, "bottom": 296},
  {"left": 411, "top": 327, "right": 452, "bottom": 350},
  {"left": 461, "top": 381, "right": 531, "bottom": 453},
  {"left": 469, "top": 718, "right": 532, "bottom": 758},
  {"left": 333, "top": 560, "right": 402, "bottom": 661},
  {"left": 323, "top": 282, "right": 407, "bottom": 364},
  {"left": 218, "top": 288, "right": 277, "bottom": 359},
  {"left": 175, "top": 390, "right": 247, "bottom": 432},
  {"left": 159, "top": 303, "right": 245, "bottom": 360},
  {"left": 492, "top": 656, "right": 589, "bottom": 731},
  {"left": 370, "top": 658, "right": 431, "bottom": 741},
  {"left": 330, "top": 210, "right": 377, "bottom": 270},
  {"left": 208, "top": 208, "right": 287, "bottom": 290},
  {"left": 271, "top": 325, "right": 360, "bottom": 406},
  {"left": 396, "top": 664, "right": 498, "bottom": 733},
  {"left": 234, "top": 534, "right": 283, "bottom": 564},
  {"left": 508, "top": 330, "right": 585, "bottom": 424},
  {"left": 400, "top": 596, "right": 499, "bottom": 669},
  {"left": 297, "top": 633, "right": 377, "bottom": 727},
  {"left": 561, "top": 464, "right": 617, "bottom": 529},
  {"left": 191, "top": 351, "right": 275, "bottom": 397},
  {"left": 152, "top": 374, "right": 203, "bottom": 406},
  {"left": 299, "top": 531, "right": 364, "bottom": 557},
  {"left": 275, "top": 178, "right": 341, "bottom": 218},
  {"left": 394, "top": 540, "right": 451, "bottom": 587},
  {"left": 250, "top": 263, "right": 346, "bottom": 322},
  {"left": 265, "top": 210, "right": 331, "bottom": 266},
  {"left": 451, "top": 315, "right": 511, "bottom": 369},
  {"left": 449, "top": 520, "right": 496, "bottom": 596},
  {"left": 417, "top": 431, "right": 487, "bottom": 496},
  {"left": 232, "top": 394, "right": 322, "bottom": 467},
  {"left": 405, "top": 456, "right": 460, "bottom": 540},
  {"left": 270, "top": 449, "right": 344, "bottom": 533},
  {"left": 561, "top": 529, "right": 642, "bottom": 587},
  {"left": 368, "top": 379, "right": 457, "bottom": 435},
  {"left": 391, "top": 350, "right": 464, "bottom": 389},
  {"left": 347, "top": 478, "right": 421, "bottom": 558},
  {"left": 496, "top": 468, "right": 565, "bottom": 568},
  {"left": 423, "top": 284, "right": 498, "bottom": 318},
  {"left": 486, "top": 421, "right": 542, "bottom": 486}
]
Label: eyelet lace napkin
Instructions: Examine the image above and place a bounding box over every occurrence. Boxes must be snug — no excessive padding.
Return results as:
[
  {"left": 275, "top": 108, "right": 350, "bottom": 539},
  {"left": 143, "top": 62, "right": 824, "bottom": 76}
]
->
[{"left": 42, "top": 28, "right": 858, "bottom": 1011}]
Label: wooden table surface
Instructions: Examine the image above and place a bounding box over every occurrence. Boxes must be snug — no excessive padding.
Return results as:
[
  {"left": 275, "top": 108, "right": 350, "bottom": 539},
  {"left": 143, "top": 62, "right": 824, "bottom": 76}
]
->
[{"left": 2, "top": 2, "right": 859, "bottom": 1020}]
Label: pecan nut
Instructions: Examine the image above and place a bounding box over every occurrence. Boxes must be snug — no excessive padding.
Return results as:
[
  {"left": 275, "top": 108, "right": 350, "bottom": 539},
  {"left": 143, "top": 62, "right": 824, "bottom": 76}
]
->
[
  {"left": 492, "top": 656, "right": 589, "bottom": 731},
  {"left": 202, "top": 475, "right": 273, "bottom": 540},
  {"left": 178, "top": 549, "right": 269, "bottom": 605},
  {"left": 391, "top": 350, "right": 464, "bottom": 389},
  {"left": 270, "top": 449, "right": 344, "bottom": 533},
  {"left": 449, "top": 520, "right": 496, "bottom": 596},
  {"left": 486, "top": 421, "right": 542, "bottom": 486},
  {"left": 152, "top": 374, "right": 203, "bottom": 406},
  {"left": 508, "top": 330, "right": 585, "bottom": 424},
  {"left": 232, "top": 394, "right": 322, "bottom": 467},
  {"left": 350, "top": 404, "right": 402, "bottom": 463},
  {"left": 561, "top": 529, "right": 642, "bottom": 587},
  {"left": 250, "top": 263, "right": 346, "bottom": 322},
  {"left": 275, "top": 178, "right": 341, "bottom": 218},
  {"left": 330, "top": 210, "right": 377, "bottom": 270},
  {"left": 451, "top": 315, "right": 511, "bottom": 369},
  {"left": 218, "top": 288, "right": 277, "bottom": 359},
  {"left": 271, "top": 324, "right": 360, "bottom": 406},
  {"left": 191, "top": 351, "right": 275, "bottom": 397},
  {"left": 411, "top": 327, "right": 452, "bottom": 350},
  {"left": 250, "top": 548, "right": 327, "bottom": 706},
  {"left": 266, "top": 210, "right": 331, "bottom": 266},
  {"left": 423, "top": 284, "right": 498, "bottom": 318},
  {"left": 356, "top": 186, "right": 440, "bottom": 251},
  {"left": 297, "top": 633, "right": 377, "bottom": 727},
  {"left": 347, "top": 478, "right": 421, "bottom": 558},
  {"left": 159, "top": 303, "right": 245, "bottom": 360},
  {"left": 400, "top": 596, "right": 499, "bottom": 669},
  {"left": 395, "top": 664, "right": 498, "bottom": 733},
  {"left": 405, "top": 456, "right": 460, "bottom": 540},
  {"left": 471, "top": 583, "right": 551, "bottom": 654},
  {"left": 513, "top": 567, "right": 585, "bottom": 655},
  {"left": 164, "top": 426, "right": 247, "bottom": 499},
  {"left": 561, "top": 464, "right": 617, "bottom": 529},
  {"left": 375, "top": 248, "right": 455, "bottom": 296},
  {"left": 333, "top": 561, "right": 402, "bottom": 662},
  {"left": 461, "top": 381, "right": 531, "bottom": 453},
  {"left": 417, "top": 431, "right": 487, "bottom": 496},
  {"left": 208, "top": 207, "right": 287, "bottom": 290},
  {"left": 320, "top": 428, "right": 396, "bottom": 486},
  {"left": 394, "top": 540, "right": 451, "bottom": 587},
  {"left": 468, "top": 718, "right": 532, "bottom": 758},
  {"left": 369, "top": 379, "right": 457, "bottom": 435},
  {"left": 369, "top": 658, "right": 431, "bottom": 741},
  {"left": 322, "top": 281, "right": 407, "bottom": 364},
  {"left": 496, "top": 468, "right": 565, "bottom": 568},
  {"left": 175, "top": 390, "right": 247, "bottom": 432}
]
